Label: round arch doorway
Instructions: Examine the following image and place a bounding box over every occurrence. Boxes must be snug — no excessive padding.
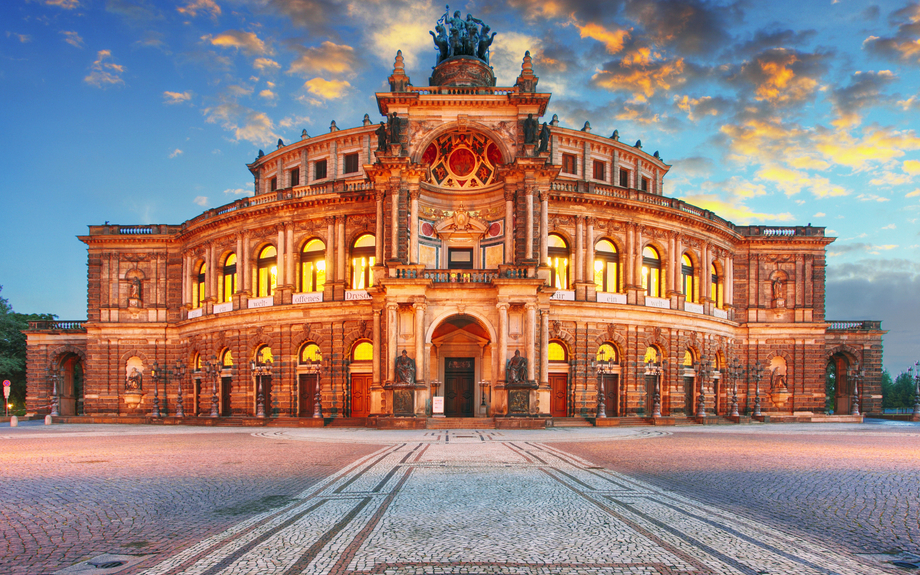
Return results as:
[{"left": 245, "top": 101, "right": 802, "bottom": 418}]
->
[
  {"left": 430, "top": 315, "right": 493, "bottom": 417},
  {"left": 55, "top": 353, "right": 84, "bottom": 416}
]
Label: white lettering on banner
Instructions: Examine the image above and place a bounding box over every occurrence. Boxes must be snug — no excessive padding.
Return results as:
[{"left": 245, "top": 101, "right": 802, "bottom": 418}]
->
[
  {"left": 188, "top": 307, "right": 203, "bottom": 319},
  {"left": 432, "top": 397, "right": 444, "bottom": 414},
  {"left": 645, "top": 296, "right": 670, "bottom": 309},
  {"left": 293, "top": 292, "right": 323, "bottom": 304},
  {"left": 248, "top": 296, "right": 274, "bottom": 309},
  {"left": 549, "top": 290, "right": 575, "bottom": 301},
  {"left": 345, "top": 290, "right": 372, "bottom": 301},
  {"left": 597, "top": 292, "right": 626, "bottom": 304},
  {"left": 213, "top": 302, "right": 233, "bottom": 314},
  {"left": 684, "top": 302, "right": 704, "bottom": 314}
]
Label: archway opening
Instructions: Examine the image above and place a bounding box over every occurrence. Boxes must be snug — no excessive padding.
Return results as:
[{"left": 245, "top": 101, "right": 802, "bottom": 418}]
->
[
  {"left": 56, "top": 353, "right": 84, "bottom": 416},
  {"left": 431, "top": 315, "right": 492, "bottom": 417}
]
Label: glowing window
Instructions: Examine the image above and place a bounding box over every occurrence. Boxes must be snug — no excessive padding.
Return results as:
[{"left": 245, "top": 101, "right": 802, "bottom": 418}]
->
[
  {"left": 194, "top": 262, "right": 206, "bottom": 308},
  {"left": 547, "top": 234, "right": 569, "bottom": 289},
  {"left": 351, "top": 234, "right": 376, "bottom": 289},
  {"left": 222, "top": 254, "right": 237, "bottom": 303},
  {"left": 257, "top": 246, "right": 277, "bottom": 298},
  {"left": 682, "top": 254, "right": 695, "bottom": 303},
  {"left": 643, "top": 346, "right": 660, "bottom": 364},
  {"left": 597, "top": 343, "right": 618, "bottom": 363},
  {"left": 221, "top": 349, "right": 233, "bottom": 367},
  {"left": 300, "top": 239, "right": 326, "bottom": 293},
  {"left": 193, "top": 353, "right": 202, "bottom": 372},
  {"left": 257, "top": 345, "right": 273, "bottom": 365},
  {"left": 641, "top": 246, "right": 661, "bottom": 298},
  {"left": 352, "top": 341, "right": 373, "bottom": 361},
  {"left": 548, "top": 341, "right": 567, "bottom": 362},
  {"left": 300, "top": 343, "right": 322, "bottom": 364},
  {"left": 593, "top": 239, "right": 619, "bottom": 293},
  {"left": 712, "top": 263, "right": 723, "bottom": 309},
  {"left": 683, "top": 350, "right": 693, "bottom": 367}
]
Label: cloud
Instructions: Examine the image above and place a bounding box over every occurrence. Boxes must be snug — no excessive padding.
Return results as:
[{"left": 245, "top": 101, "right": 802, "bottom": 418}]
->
[
  {"left": 106, "top": 0, "right": 163, "bottom": 23},
  {"left": 904, "top": 159, "right": 920, "bottom": 175},
  {"left": 60, "top": 30, "right": 84, "bottom": 48},
  {"left": 813, "top": 212, "right": 826, "bottom": 217},
  {"left": 730, "top": 48, "right": 828, "bottom": 107},
  {"left": 177, "top": 0, "right": 220, "bottom": 18},
  {"left": 755, "top": 165, "right": 849, "bottom": 198},
  {"left": 194, "top": 196, "right": 209, "bottom": 206},
  {"left": 677, "top": 192, "right": 794, "bottom": 224},
  {"left": 45, "top": 0, "right": 79, "bottom": 7},
  {"left": 262, "top": 0, "right": 345, "bottom": 35},
  {"left": 203, "top": 101, "right": 279, "bottom": 145},
  {"left": 169, "top": 148, "right": 183, "bottom": 158},
  {"left": 304, "top": 77, "right": 350, "bottom": 99},
  {"left": 223, "top": 187, "right": 250, "bottom": 195},
  {"left": 869, "top": 170, "right": 912, "bottom": 187},
  {"left": 6, "top": 32, "right": 31, "bottom": 43},
  {"left": 624, "top": 0, "right": 733, "bottom": 56},
  {"left": 506, "top": 0, "right": 624, "bottom": 21},
  {"left": 577, "top": 22, "right": 630, "bottom": 54},
  {"left": 882, "top": 223, "right": 897, "bottom": 230},
  {"left": 203, "top": 30, "right": 272, "bottom": 56},
  {"left": 253, "top": 57, "right": 280, "bottom": 71},
  {"left": 673, "top": 94, "right": 731, "bottom": 121},
  {"left": 828, "top": 70, "right": 896, "bottom": 128},
  {"left": 812, "top": 125, "right": 920, "bottom": 171},
  {"left": 671, "top": 156, "right": 714, "bottom": 177},
  {"left": 163, "top": 90, "right": 192, "bottom": 104},
  {"left": 862, "top": 3, "right": 920, "bottom": 64},
  {"left": 856, "top": 193, "right": 890, "bottom": 202},
  {"left": 592, "top": 53, "right": 686, "bottom": 101},
  {"left": 225, "top": 84, "right": 253, "bottom": 98},
  {"left": 259, "top": 89, "right": 276, "bottom": 100},
  {"left": 84, "top": 50, "right": 125, "bottom": 88},
  {"left": 907, "top": 189, "right": 920, "bottom": 197},
  {"left": 288, "top": 41, "right": 356, "bottom": 76},
  {"left": 731, "top": 28, "right": 817, "bottom": 57},
  {"left": 348, "top": 1, "right": 441, "bottom": 69}
]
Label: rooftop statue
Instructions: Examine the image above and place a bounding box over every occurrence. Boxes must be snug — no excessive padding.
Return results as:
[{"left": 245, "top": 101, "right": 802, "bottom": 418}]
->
[{"left": 431, "top": 6, "right": 496, "bottom": 65}]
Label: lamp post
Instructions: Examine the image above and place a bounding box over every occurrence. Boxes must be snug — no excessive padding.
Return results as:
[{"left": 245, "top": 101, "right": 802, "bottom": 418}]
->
[
  {"left": 173, "top": 359, "right": 186, "bottom": 418},
  {"left": 591, "top": 359, "right": 605, "bottom": 418},
  {"left": 49, "top": 365, "right": 60, "bottom": 417},
  {"left": 302, "top": 358, "right": 324, "bottom": 419},
  {"left": 911, "top": 362, "right": 920, "bottom": 419},
  {"left": 694, "top": 355, "right": 712, "bottom": 418},
  {"left": 849, "top": 367, "right": 864, "bottom": 416},
  {"left": 725, "top": 357, "right": 745, "bottom": 418},
  {"left": 251, "top": 358, "right": 274, "bottom": 418},
  {"left": 479, "top": 380, "right": 489, "bottom": 408},
  {"left": 749, "top": 361, "right": 764, "bottom": 418},
  {"left": 206, "top": 354, "right": 220, "bottom": 417},
  {"left": 644, "top": 357, "right": 664, "bottom": 418},
  {"left": 150, "top": 361, "right": 163, "bottom": 418}
]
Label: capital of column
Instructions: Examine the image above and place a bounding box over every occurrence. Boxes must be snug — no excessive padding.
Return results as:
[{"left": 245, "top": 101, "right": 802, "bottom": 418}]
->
[
  {"left": 376, "top": 188, "right": 386, "bottom": 202},
  {"left": 504, "top": 189, "right": 515, "bottom": 202},
  {"left": 386, "top": 302, "right": 399, "bottom": 312},
  {"left": 324, "top": 215, "right": 336, "bottom": 226},
  {"left": 496, "top": 302, "right": 509, "bottom": 312},
  {"left": 408, "top": 188, "right": 420, "bottom": 200},
  {"left": 585, "top": 217, "right": 597, "bottom": 227},
  {"left": 413, "top": 301, "right": 427, "bottom": 312},
  {"left": 538, "top": 189, "right": 549, "bottom": 203}
]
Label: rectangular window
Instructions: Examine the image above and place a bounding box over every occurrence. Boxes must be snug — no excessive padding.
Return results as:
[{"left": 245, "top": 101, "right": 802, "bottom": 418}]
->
[
  {"left": 562, "top": 153, "right": 577, "bottom": 175},
  {"left": 593, "top": 160, "right": 605, "bottom": 181},
  {"left": 641, "top": 177, "right": 649, "bottom": 192},
  {"left": 343, "top": 153, "right": 359, "bottom": 174},
  {"left": 270, "top": 177, "right": 277, "bottom": 191},
  {"left": 448, "top": 248, "right": 473, "bottom": 270},
  {"left": 619, "top": 168, "right": 629, "bottom": 187},
  {"left": 314, "top": 159, "right": 327, "bottom": 180},
  {"left": 290, "top": 168, "right": 300, "bottom": 187}
]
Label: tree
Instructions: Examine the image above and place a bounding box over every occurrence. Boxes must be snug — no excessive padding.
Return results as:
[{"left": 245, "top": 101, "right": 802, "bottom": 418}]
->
[
  {"left": 881, "top": 369, "right": 916, "bottom": 410},
  {"left": 0, "top": 287, "right": 56, "bottom": 411}
]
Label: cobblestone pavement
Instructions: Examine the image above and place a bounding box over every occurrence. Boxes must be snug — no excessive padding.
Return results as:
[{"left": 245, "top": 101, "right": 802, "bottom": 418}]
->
[{"left": 2, "top": 422, "right": 917, "bottom": 575}]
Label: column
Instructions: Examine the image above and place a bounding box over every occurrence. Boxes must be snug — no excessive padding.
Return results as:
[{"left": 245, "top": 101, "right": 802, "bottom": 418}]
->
[
  {"left": 701, "top": 243, "right": 710, "bottom": 301},
  {"left": 539, "top": 189, "right": 549, "bottom": 265},
  {"left": 585, "top": 218, "right": 595, "bottom": 284},
  {"left": 795, "top": 254, "right": 805, "bottom": 308},
  {"left": 575, "top": 216, "right": 584, "bottom": 283},
  {"left": 181, "top": 253, "right": 189, "bottom": 307},
  {"left": 409, "top": 187, "right": 419, "bottom": 264},
  {"left": 504, "top": 188, "right": 514, "bottom": 263},
  {"left": 625, "top": 224, "right": 634, "bottom": 286},
  {"left": 540, "top": 309, "right": 549, "bottom": 385},
  {"left": 325, "top": 216, "right": 335, "bottom": 283},
  {"left": 497, "top": 303, "right": 508, "bottom": 381},
  {"left": 276, "top": 226, "right": 286, "bottom": 287},
  {"left": 242, "top": 232, "right": 251, "bottom": 293},
  {"left": 613, "top": 151, "right": 620, "bottom": 186},
  {"left": 285, "top": 223, "right": 294, "bottom": 288},
  {"left": 276, "top": 158, "right": 283, "bottom": 191},
  {"left": 525, "top": 304, "right": 536, "bottom": 382},
  {"left": 634, "top": 226, "right": 644, "bottom": 288},
  {"left": 414, "top": 302, "right": 426, "bottom": 383},
  {"left": 726, "top": 257, "right": 734, "bottom": 306},
  {"left": 672, "top": 234, "right": 682, "bottom": 294},
  {"left": 386, "top": 303, "right": 398, "bottom": 382},
  {"left": 390, "top": 185, "right": 400, "bottom": 260},
  {"left": 375, "top": 189, "right": 385, "bottom": 263},
  {"left": 372, "top": 309, "right": 381, "bottom": 385},
  {"left": 525, "top": 185, "right": 534, "bottom": 260},
  {"left": 235, "top": 234, "right": 243, "bottom": 294},
  {"left": 336, "top": 216, "right": 346, "bottom": 283}
]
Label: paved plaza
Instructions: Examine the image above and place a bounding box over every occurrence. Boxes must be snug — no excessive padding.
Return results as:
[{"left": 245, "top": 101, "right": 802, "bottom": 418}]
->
[{"left": 1, "top": 421, "right": 918, "bottom": 574}]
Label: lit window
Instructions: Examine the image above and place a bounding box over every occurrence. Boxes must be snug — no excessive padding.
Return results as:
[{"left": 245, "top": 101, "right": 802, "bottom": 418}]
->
[
  {"left": 257, "top": 246, "right": 277, "bottom": 298},
  {"left": 597, "top": 343, "right": 618, "bottom": 363},
  {"left": 682, "top": 254, "right": 695, "bottom": 302},
  {"left": 352, "top": 341, "right": 373, "bottom": 361},
  {"left": 562, "top": 153, "right": 577, "bottom": 175},
  {"left": 641, "top": 246, "right": 661, "bottom": 297},
  {"left": 593, "top": 239, "right": 619, "bottom": 293},
  {"left": 194, "top": 262, "right": 206, "bottom": 308},
  {"left": 351, "top": 234, "right": 376, "bottom": 289},
  {"left": 643, "top": 346, "right": 660, "bottom": 364},
  {"left": 343, "top": 153, "right": 359, "bottom": 174},
  {"left": 193, "top": 353, "right": 202, "bottom": 372},
  {"left": 300, "top": 343, "right": 322, "bottom": 364},
  {"left": 257, "top": 345, "right": 273, "bottom": 364},
  {"left": 300, "top": 239, "right": 326, "bottom": 293},
  {"left": 548, "top": 341, "right": 567, "bottom": 362},
  {"left": 547, "top": 234, "right": 569, "bottom": 289},
  {"left": 314, "top": 159, "right": 327, "bottom": 180},
  {"left": 593, "top": 160, "right": 605, "bottom": 181},
  {"left": 222, "top": 254, "right": 237, "bottom": 303},
  {"left": 221, "top": 349, "right": 233, "bottom": 367},
  {"left": 683, "top": 350, "right": 693, "bottom": 367},
  {"left": 712, "top": 263, "right": 723, "bottom": 309}
]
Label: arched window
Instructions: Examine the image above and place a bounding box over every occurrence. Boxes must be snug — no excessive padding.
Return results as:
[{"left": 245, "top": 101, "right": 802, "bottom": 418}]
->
[
  {"left": 683, "top": 350, "right": 694, "bottom": 367},
  {"left": 222, "top": 254, "right": 237, "bottom": 303},
  {"left": 596, "top": 343, "right": 618, "bottom": 363},
  {"left": 221, "top": 348, "right": 233, "bottom": 368},
  {"left": 681, "top": 254, "right": 695, "bottom": 302},
  {"left": 643, "top": 346, "right": 661, "bottom": 365},
  {"left": 352, "top": 340, "right": 373, "bottom": 361},
  {"left": 351, "top": 234, "right": 376, "bottom": 290},
  {"left": 300, "top": 239, "right": 326, "bottom": 293},
  {"left": 193, "top": 353, "right": 202, "bottom": 372},
  {"left": 547, "top": 234, "right": 569, "bottom": 289},
  {"left": 548, "top": 341, "right": 568, "bottom": 362},
  {"left": 299, "top": 343, "right": 322, "bottom": 364},
  {"left": 593, "top": 239, "right": 619, "bottom": 293},
  {"left": 194, "top": 262, "right": 206, "bottom": 308},
  {"left": 641, "top": 246, "right": 661, "bottom": 297},
  {"left": 712, "top": 263, "right": 723, "bottom": 309},
  {"left": 256, "top": 345, "right": 273, "bottom": 365},
  {"left": 257, "top": 246, "right": 277, "bottom": 298}
]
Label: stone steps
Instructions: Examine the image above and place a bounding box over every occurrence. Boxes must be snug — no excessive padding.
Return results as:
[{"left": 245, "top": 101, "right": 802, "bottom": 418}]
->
[
  {"left": 551, "top": 417, "right": 594, "bottom": 427},
  {"left": 426, "top": 417, "right": 495, "bottom": 429}
]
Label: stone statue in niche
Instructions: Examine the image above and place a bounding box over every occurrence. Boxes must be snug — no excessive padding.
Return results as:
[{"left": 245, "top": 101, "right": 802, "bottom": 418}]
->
[
  {"left": 538, "top": 123, "right": 550, "bottom": 153},
  {"left": 128, "top": 277, "right": 142, "bottom": 307},
  {"left": 772, "top": 278, "right": 785, "bottom": 308},
  {"left": 126, "top": 367, "right": 142, "bottom": 391},
  {"left": 523, "top": 113, "right": 538, "bottom": 144},
  {"left": 506, "top": 350, "right": 528, "bottom": 383},
  {"left": 375, "top": 122, "right": 388, "bottom": 152},
  {"left": 395, "top": 350, "right": 416, "bottom": 384},
  {"left": 388, "top": 113, "right": 401, "bottom": 145}
]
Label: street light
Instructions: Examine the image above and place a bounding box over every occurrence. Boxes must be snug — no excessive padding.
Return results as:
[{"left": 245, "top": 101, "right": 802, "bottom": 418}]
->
[
  {"left": 726, "top": 357, "right": 745, "bottom": 418},
  {"left": 205, "top": 354, "right": 220, "bottom": 417},
  {"left": 251, "top": 357, "right": 274, "bottom": 418},
  {"left": 302, "top": 357, "right": 324, "bottom": 419},
  {"left": 644, "top": 356, "right": 665, "bottom": 418},
  {"left": 173, "top": 359, "right": 186, "bottom": 418},
  {"left": 911, "top": 362, "right": 920, "bottom": 419},
  {"left": 749, "top": 361, "right": 764, "bottom": 418},
  {"left": 693, "top": 355, "right": 712, "bottom": 418},
  {"left": 48, "top": 365, "right": 61, "bottom": 417},
  {"left": 150, "top": 361, "right": 164, "bottom": 418},
  {"left": 849, "top": 367, "right": 864, "bottom": 416}
]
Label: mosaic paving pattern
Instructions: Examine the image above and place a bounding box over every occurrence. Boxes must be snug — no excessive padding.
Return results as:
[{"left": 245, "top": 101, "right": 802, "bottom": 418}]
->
[{"left": 133, "top": 432, "right": 892, "bottom": 575}]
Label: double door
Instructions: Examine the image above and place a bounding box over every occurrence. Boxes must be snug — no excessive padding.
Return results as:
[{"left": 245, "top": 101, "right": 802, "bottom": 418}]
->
[{"left": 444, "top": 358, "right": 474, "bottom": 417}]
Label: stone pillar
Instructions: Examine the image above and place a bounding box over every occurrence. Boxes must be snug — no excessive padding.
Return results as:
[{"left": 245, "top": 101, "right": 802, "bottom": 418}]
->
[
  {"left": 409, "top": 187, "right": 419, "bottom": 264},
  {"left": 285, "top": 223, "right": 294, "bottom": 288},
  {"left": 795, "top": 254, "right": 805, "bottom": 308},
  {"left": 504, "top": 188, "right": 514, "bottom": 263},
  {"left": 540, "top": 309, "right": 549, "bottom": 385},
  {"left": 242, "top": 232, "right": 251, "bottom": 293},
  {"left": 613, "top": 150, "right": 620, "bottom": 185},
  {"left": 337, "top": 216, "right": 346, "bottom": 283},
  {"left": 182, "top": 253, "right": 189, "bottom": 307},
  {"left": 386, "top": 303, "right": 398, "bottom": 382},
  {"left": 235, "top": 234, "right": 243, "bottom": 294},
  {"left": 585, "top": 218, "right": 595, "bottom": 283},
  {"left": 390, "top": 185, "right": 399, "bottom": 260},
  {"left": 634, "top": 226, "right": 644, "bottom": 288},
  {"left": 525, "top": 303, "right": 536, "bottom": 382},
  {"left": 625, "top": 224, "right": 634, "bottom": 287},
  {"left": 325, "top": 216, "right": 335, "bottom": 283},
  {"left": 414, "top": 302, "right": 426, "bottom": 384},
  {"left": 726, "top": 257, "right": 734, "bottom": 306},
  {"left": 375, "top": 189, "right": 385, "bottom": 263},
  {"left": 539, "top": 189, "right": 549, "bottom": 265},
  {"left": 276, "top": 226, "right": 286, "bottom": 287},
  {"left": 575, "top": 216, "right": 584, "bottom": 283},
  {"left": 372, "top": 309, "right": 381, "bottom": 386},
  {"left": 701, "top": 243, "right": 710, "bottom": 301},
  {"left": 497, "top": 303, "right": 508, "bottom": 381},
  {"left": 525, "top": 185, "right": 534, "bottom": 260}
]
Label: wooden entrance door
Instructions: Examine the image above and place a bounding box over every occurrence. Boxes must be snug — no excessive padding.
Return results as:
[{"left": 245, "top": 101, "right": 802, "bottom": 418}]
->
[
  {"left": 220, "top": 377, "right": 232, "bottom": 416},
  {"left": 683, "top": 376, "right": 695, "bottom": 415},
  {"left": 194, "top": 378, "right": 202, "bottom": 415},
  {"left": 299, "top": 373, "right": 317, "bottom": 417},
  {"left": 602, "top": 374, "right": 619, "bottom": 417},
  {"left": 549, "top": 373, "right": 568, "bottom": 417},
  {"left": 444, "top": 358, "right": 474, "bottom": 417},
  {"left": 835, "top": 361, "right": 851, "bottom": 415},
  {"left": 351, "top": 373, "right": 371, "bottom": 417}
]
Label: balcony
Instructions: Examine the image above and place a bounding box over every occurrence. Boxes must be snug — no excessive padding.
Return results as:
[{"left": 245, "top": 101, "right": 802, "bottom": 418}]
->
[{"left": 27, "top": 320, "right": 86, "bottom": 331}]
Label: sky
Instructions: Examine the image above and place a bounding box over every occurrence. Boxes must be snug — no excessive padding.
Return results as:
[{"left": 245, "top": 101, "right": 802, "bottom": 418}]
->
[{"left": 1, "top": 0, "right": 919, "bottom": 374}]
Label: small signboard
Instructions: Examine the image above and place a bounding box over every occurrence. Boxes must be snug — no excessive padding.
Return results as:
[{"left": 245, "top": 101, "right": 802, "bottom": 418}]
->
[
  {"left": 432, "top": 396, "right": 444, "bottom": 415},
  {"left": 3, "top": 380, "right": 10, "bottom": 399}
]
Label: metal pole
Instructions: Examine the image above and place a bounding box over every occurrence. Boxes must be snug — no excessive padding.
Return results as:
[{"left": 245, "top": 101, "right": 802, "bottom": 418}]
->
[{"left": 912, "top": 362, "right": 920, "bottom": 418}]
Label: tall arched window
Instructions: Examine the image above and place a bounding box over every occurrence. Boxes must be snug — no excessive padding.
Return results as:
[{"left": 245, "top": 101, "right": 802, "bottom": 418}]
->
[
  {"left": 681, "top": 254, "right": 695, "bottom": 302},
  {"left": 643, "top": 346, "right": 661, "bottom": 364},
  {"left": 256, "top": 345, "right": 273, "bottom": 365},
  {"left": 222, "top": 254, "right": 237, "bottom": 303},
  {"left": 683, "top": 350, "right": 694, "bottom": 368},
  {"left": 547, "top": 234, "right": 569, "bottom": 289},
  {"left": 712, "top": 263, "right": 723, "bottom": 308},
  {"left": 352, "top": 340, "right": 373, "bottom": 361},
  {"left": 193, "top": 353, "right": 202, "bottom": 372},
  {"left": 300, "top": 343, "right": 322, "bottom": 364},
  {"left": 641, "top": 246, "right": 661, "bottom": 297},
  {"left": 257, "top": 246, "right": 277, "bottom": 298},
  {"left": 300, "top": 239, "right": 326, "bottom": 293},
  {"left": 548, "top": 341, "right": 568, "bottom": 362},
  {"left": 194, "top": 262, "right": 206, "bottom": 308},
  {"left": 351, "top": 234, "right": 376, "bottom": 289},
  {"left": 221, "top": 348, "right": 233, "bottom": 368},
  {"left": 596, "top": 343, "right": 618, "bottom": 363},
  {"left": 593, "top": 239, "right": 619, "bottom": 292}
]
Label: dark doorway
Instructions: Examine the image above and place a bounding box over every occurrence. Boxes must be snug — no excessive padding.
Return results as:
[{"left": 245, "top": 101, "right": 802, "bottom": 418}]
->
[
  {"left": 58, "top": 355, "right": 83, "bottom": 416},
  {"left": 683, "top": 376, "right": 695, "bottom": 415},
  {"left": 601, "top": 374, "right": 619, "bottom": 417},
  {"left": 444, "top": 357, "right": 474, "bottom": 416},
  {"left": 299, "top": 373, "right": 318, "bottom": 417},
  {"left": 351, "top": 373, "right": 371, "bottom": 417},
  {"left": 221, "top": 376, "right": 232, "bottom": 416},
  {"left": 549, "top": 373, "right": 568, "bottom": 417},
  {"left": 256, "top": 376, "right": 273, "bottom": 416},
  {"left": 194, "top": 378, "right": 202, "bottom": 416},
  {"left": 829, "top": 355, "right": 851, "bottom": 415}
]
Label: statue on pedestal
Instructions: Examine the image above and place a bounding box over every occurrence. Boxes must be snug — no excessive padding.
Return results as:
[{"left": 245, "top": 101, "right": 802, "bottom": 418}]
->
[
  {"left": 395, "top": 350, "right": 416, "bottom": 384},
  {"left": 506, "top": 350, "right": 527, "bottom": 384}
]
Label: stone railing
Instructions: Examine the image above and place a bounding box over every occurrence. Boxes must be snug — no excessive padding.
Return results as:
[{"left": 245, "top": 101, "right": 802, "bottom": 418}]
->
[
  {"left": 408, "top": 86, "right": 516, "bottom": 96},
  {"left": 827, "top": 320, "right": 883, "bottom": 331},
  {"left": 87, "top": 224, "right": 183, "bottom": 236},
  {"left": 27, "top": 320, "right": 87, "bottom": 331},
  {"left": 423, "top": 269, "right": 499, "bottom": 283},
  {"left": 737, "top": 225, "right": 825, "bottom": 237}
]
